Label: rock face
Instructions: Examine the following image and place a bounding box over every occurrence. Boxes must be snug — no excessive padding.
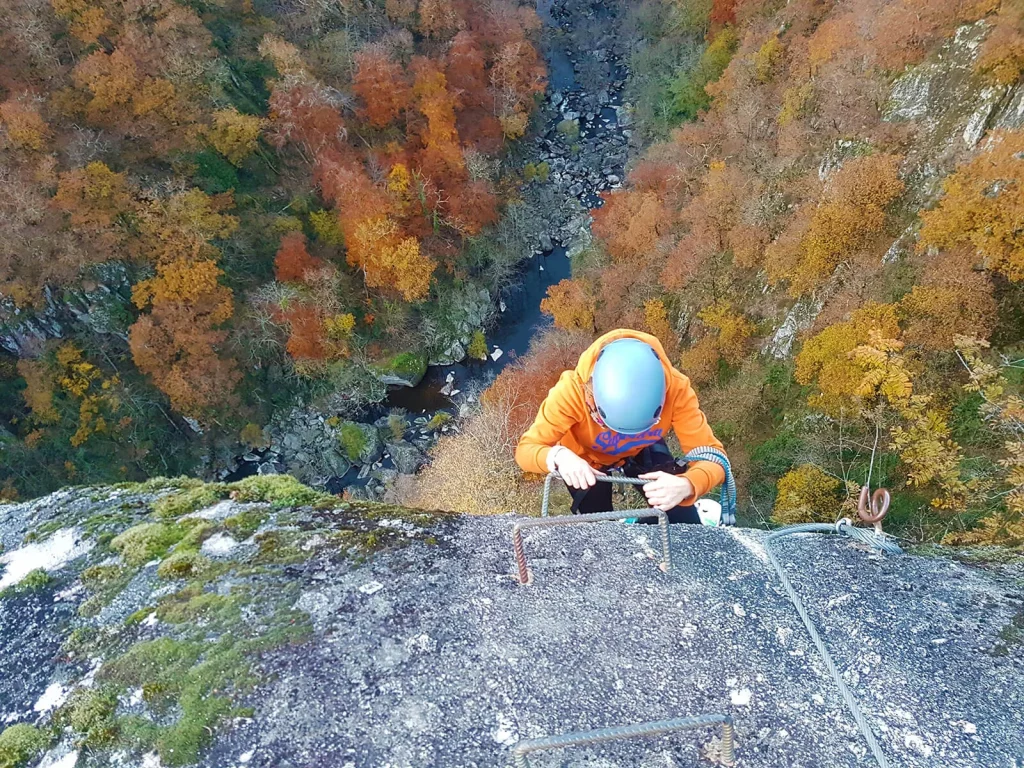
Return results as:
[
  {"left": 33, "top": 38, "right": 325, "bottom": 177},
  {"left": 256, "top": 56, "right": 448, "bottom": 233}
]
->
[{"left": 2, "top": 483, "right": 1022, "bottom": 768}]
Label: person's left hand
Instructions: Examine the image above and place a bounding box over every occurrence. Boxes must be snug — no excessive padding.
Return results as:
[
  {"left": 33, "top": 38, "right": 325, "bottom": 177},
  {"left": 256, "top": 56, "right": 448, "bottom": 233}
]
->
[{"left": 638, "top": 471, "right": 694, "bottom": 512}]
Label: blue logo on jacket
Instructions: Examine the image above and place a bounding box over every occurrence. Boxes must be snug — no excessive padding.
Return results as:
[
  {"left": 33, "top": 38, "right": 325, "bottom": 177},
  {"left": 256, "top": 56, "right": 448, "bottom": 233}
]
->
[{"left": 593, "top": 428, "right": 664, "bottom": 456}]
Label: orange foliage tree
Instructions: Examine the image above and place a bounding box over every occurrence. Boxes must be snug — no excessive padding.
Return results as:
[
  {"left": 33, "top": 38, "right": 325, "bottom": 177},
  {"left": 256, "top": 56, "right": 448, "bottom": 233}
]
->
[
  {"left": 274, "top": 232, "right": 321, "bottom": 283},
  {"left": 353, "top": 47, "right": 412, "bottom": 129},
  {"left": 540, "top": 279, "right": 596, "bottom": 332},
  {"left": 129, "top": 259, "right": 240, "bottom": 419}
]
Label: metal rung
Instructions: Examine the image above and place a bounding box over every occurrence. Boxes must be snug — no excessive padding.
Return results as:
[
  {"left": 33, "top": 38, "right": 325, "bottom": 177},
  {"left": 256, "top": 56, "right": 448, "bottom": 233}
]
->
[
  {"left": 511, "top": 713, "right": 736, "bottom": 767},
  {"left": 512, "top": 508, "right": 671, "bottom": 585}
]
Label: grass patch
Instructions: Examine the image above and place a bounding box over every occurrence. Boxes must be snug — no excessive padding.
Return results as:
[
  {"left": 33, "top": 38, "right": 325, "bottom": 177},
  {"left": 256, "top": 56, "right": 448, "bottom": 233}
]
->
[
  {"left": 222, "top": 508, "right": 269, "bottom": 539},
  {"left": 157, "top": 551, "right": 211, "bottom": 580},
  {"left": 227, "top": 475, "right": 329, "bottom": 508},
  {"left": 338, "top": 422, "right": 367, "bottom": 462},
  {"left": 64, "top": 686, "right": 119, "bottom": 748}
]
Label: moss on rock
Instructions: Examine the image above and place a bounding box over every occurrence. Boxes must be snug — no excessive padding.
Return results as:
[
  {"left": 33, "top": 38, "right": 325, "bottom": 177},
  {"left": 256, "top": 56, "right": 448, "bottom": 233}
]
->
[
  {"left": 111, "top": 523, "right": 188, "bottom": 567},
  {"left": 227, "top": 475, "right": 329, "bottom": 508},
  {"left": 153, "top": 485, "right": 225, "bottom": 520},
  {"left": 0, "top": 725, "right": 48, "bottom": 768}
]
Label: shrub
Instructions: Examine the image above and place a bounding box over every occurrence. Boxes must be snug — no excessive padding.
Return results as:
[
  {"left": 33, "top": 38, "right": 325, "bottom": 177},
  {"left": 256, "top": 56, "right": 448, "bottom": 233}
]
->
[
  {"left": 339, "top": 422, "right": 367, "bottom": 462},
  {"left": 467, "top": 329, "right": 488, "bottom": 360},
  {"left": 772, "top": 464, "right": 843, "bottom": 525}
]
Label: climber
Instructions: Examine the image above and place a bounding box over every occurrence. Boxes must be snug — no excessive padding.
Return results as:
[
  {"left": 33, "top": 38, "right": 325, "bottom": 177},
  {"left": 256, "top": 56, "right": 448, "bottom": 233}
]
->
[{"left": 515, "top": 329, "right": 727, "bottom": 524}]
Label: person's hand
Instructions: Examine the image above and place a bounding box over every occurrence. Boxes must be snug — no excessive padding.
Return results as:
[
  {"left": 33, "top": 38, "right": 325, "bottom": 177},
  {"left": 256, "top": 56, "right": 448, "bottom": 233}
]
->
[
  {"left": 553, "top": 449, "right": 604, "bottom": 490},
  {"left": 639, "top": 471, "right": 694, "bottom": 511}
]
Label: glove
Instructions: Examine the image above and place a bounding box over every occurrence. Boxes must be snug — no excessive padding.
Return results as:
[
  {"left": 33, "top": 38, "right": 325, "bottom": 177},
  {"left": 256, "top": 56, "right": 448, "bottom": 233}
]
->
[{"left": 552, "top": 447, "right": 604, "bottom": 490}]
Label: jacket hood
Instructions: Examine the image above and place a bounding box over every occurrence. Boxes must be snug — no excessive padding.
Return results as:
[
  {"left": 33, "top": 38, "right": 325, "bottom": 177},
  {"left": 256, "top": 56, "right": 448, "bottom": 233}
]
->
[{"left": 575, "top": 329, "right": 675, "bottom": 382}]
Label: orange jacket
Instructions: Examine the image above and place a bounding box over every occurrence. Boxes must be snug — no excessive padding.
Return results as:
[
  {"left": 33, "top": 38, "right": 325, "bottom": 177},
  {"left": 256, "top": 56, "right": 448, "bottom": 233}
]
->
[{"left": 515, "top": 329, "right": 726, "bottom": 504}]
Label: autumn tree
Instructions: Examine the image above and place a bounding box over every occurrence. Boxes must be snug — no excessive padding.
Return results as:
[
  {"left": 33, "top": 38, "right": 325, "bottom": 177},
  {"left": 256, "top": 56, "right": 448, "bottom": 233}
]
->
[
  {"left": 592, "top": 190, "right": 668, "bottom": 264},
  {"left": 274, "top": 232, "right": 321, "bottom": 283},
  {"left": 129, "top": 259, "right": 240, "bottom": 419},
  {"left": 53, "top": 161, "right": 135, "bottom": 248},
  {"left": 540, "top": 279, "right": 596, "bottom": 332},
  {"left": 768, "top": 154, "right": 904, "bottom": 296},
  {"left": 207, "top": 108, "right": 266, "bottom": 166},
  {"left": 490, "top": 40, "right": 546, "bottom": 139},
  {"left": 353, "top": 46, "right": 412, "bottom": 129},
  {"left": 918, "top": 130, "right": 1024, "bottom": 282},
  {"left": 0, "top": 97, "right": 50, "bottom": 151},
  {"left": 794, "top": 302, "right": 901, "bottom": 414},
  {"left": 418, "top": 0, "right": 462, "bottom": 39}
]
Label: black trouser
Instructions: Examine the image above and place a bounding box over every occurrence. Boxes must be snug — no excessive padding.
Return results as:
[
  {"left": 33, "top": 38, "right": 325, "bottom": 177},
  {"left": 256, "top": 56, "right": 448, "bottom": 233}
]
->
[{"left": 567, "top": 439, "right": 701, "bottom": 525}]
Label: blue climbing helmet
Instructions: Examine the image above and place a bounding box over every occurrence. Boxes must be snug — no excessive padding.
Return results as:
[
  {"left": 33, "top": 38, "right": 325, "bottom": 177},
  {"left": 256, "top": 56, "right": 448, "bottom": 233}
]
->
[{"left": 589, "top": 338, "right": 667, "bottom": 435}]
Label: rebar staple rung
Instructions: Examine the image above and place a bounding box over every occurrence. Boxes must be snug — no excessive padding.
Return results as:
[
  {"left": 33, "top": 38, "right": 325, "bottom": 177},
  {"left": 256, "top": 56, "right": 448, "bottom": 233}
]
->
[
  {"left": 512, "top": 713, "right": 735, "bottom": 767},
  {"left": 513, "top": 509, "right": 671, "bottom": 585},
  {"left": 542, "top": 472, "right": 647, "bottom": 517}
]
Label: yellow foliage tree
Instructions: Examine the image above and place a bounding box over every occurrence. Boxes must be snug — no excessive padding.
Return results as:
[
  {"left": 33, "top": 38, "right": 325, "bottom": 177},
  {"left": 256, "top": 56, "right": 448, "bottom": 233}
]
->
[
  {"left": 918, "top": 130, "right": 1024, "bottom": 281},
  {"left": 207, "top": 108, "right": 266, "bottom": 166},
  {"left": 795, "top": 302, "right": 901, "bottom": 414},
  {"left": 851, "top": 333, "right": 970, "bottom": 510},
  {"left": 772, "top": 464, "right": 842, "bottom": 525},
  {"left": 0, "top": 98, "right": 50, "bottom": 151},
  {"left": 679, "top": 300, "right": 754, "bottom": 384},
  {"left": 944, "top": 337, "right": 1024, "bottom": 547}
]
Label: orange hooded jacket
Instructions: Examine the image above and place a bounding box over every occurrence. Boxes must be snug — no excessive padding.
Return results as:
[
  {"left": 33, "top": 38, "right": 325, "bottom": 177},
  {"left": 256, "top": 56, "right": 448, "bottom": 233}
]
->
[{"left": 515, "top": 329, "right": 726, "bottom": 505}]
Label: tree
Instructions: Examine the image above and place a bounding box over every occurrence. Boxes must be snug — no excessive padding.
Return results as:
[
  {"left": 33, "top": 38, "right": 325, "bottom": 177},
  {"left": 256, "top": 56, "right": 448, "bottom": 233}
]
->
[
  {"left": 418, "top": 0, "right": 462, "bottom": 39},
  {"left": 918, "top": 130, "right": 1024, "bottom": 282},
  {"left": 135, "top": 189, "right": 239, "bottom": 266},
  {"left": 72, "top": 49, "right": 139, "bottom": 122},
  {"left": 540, "top": 279, "right": 596, "bottom": 332},
  {"left": 643, "top": 298, "right": 679, "bottom": 358},
  {"left": 51, "top": 0, "right": 111, "bottom": 43},
  {"left": 53, "top": 162, "right": 135, "bottom": 247},
  {"left": 945, "top": 336, "right": 1024, "bottom": 547},
  {"left": 0, "top": 97, "right": 50, "bottom": 151},
  {"left": 353, "top": 47, "right": 412, "bottom": 129},
  {"left": 446, "top": 31, "right": 489, "bottom": 109},
  {"left": 490, "top": 40, "right": 546, "bottom": 139},
  {"left": 772, "top": 464, "right": 842, "bottom": 524},
  {"left": 794, "top": 302, "right": 901, "bottom": 414},
  {"left": 267, "top": 81, "right": 346, "bottom": 156},
  {"left": 412, "top": 58, "right": 465, "bottom": 181},
  {"left": 129, "top": 258, "right": 240, "bottom": 419},
  {"left": 274, "top": 232, "right": 321, "bottom": 283},
  {"left": 852, "top": 333, "right": 970, "bottom": 510},
  {"left": 207, "top": 108, "right": 266, "bottom": 166},
  {"left": 592, "top": 190, "right": 668, "bottom": 264},
  {"left": 770, "top": 154, "right": 904, "bottom": 296}
]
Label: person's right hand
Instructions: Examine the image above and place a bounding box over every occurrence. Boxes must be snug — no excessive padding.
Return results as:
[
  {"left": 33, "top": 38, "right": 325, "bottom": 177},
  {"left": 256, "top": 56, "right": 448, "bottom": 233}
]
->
[{"left": 553, "top": 448, "right": 602, "bottom": 490}]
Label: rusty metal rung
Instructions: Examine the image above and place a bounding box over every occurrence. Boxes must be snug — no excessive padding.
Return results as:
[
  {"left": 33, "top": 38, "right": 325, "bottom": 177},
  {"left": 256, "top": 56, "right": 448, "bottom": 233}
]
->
[
  {"left": 512, "top": 509, "right": 671, "bottom": 585},
  {"left": 511, "top": 712, "right": 735, "bottom": 767}
]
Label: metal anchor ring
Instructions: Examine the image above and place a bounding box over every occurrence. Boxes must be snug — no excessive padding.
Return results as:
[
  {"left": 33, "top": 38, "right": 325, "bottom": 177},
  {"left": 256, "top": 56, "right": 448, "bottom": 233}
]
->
[{"left": 857, "top": 486, "right": 890, "bottom": 536}]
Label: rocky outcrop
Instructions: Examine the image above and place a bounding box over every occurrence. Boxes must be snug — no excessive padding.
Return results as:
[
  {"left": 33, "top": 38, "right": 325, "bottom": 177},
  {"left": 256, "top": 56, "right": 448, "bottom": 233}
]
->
[{"left": 1, "top": 481, "right": 1021, "bottom": 768}]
